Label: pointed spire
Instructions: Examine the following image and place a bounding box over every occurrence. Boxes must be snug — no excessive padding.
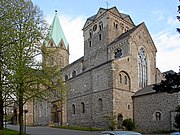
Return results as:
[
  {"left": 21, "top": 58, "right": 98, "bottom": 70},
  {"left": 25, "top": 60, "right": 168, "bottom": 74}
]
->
[{"left": 45, "top": 10, "right": 68, "bottom": 49}]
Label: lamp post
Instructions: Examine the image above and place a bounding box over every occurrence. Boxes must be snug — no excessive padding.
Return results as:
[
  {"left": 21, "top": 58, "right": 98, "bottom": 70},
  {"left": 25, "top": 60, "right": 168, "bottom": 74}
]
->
[{"left": 24, "top": 109, "right": 28, "bottom": 135}]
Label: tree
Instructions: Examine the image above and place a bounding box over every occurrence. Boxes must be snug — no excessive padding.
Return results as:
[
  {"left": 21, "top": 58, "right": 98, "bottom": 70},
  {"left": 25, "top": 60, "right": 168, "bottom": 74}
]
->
[
  {"left": 1, "top": 0, "right": 47, "bottom": 134},
  {"left": 0, "top": 0, "right": 17, "bottom": 129},
  {"left": 153, "top": 73, "right": 180, "bottom": 93},
  {"left": 177, "top": 1, "right": 180, "bottom": 33},
  {"left": 174, "top": 105, "right": 180, "bottom": 131}
]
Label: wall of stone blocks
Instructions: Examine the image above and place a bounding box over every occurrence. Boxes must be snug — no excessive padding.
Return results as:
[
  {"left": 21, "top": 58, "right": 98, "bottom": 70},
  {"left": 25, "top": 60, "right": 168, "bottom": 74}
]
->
[
  {"left": 133, "top": 92, "right": 180, "bottom": 133},
  {"left": 66, "top": 62, "right": 113, "bottom": 127}
]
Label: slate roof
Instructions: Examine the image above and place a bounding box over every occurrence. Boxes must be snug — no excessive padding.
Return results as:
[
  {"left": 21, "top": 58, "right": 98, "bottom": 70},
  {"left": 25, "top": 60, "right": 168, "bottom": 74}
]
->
[
  {"left": 133, "top": 85, "right": 156, "bottom": 97},
  {"left": 45, "top": 11, "right": 68, "bottom": 49},
  {"left": 86, "top": 7, "right": 130, "bottom": 22},
  {"left": 109, "top": 23, "right": 142, "bottom": 46}
]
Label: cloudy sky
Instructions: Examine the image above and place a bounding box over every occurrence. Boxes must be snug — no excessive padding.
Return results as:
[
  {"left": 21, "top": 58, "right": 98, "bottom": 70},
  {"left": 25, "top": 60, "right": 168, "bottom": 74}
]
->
[{"left": 32, "top": 0, "right": 180, "bottom": 73}]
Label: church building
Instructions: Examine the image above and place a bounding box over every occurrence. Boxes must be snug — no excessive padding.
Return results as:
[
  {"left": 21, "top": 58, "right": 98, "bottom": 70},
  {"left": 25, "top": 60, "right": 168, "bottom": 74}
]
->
[{"left": 33, "top": 6, "right": 164, "bottom": 129}]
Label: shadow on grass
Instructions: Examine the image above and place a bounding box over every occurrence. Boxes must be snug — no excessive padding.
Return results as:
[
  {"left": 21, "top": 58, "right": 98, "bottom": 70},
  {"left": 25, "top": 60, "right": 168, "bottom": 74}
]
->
[{"left": 0, "top": 129, "right": 29, "bottom": 135}]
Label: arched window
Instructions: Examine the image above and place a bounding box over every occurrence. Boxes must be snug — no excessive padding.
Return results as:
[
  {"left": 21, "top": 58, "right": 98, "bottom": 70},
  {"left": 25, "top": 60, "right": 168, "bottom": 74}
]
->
[
  {"left": 81, "top": 102, "right": 85, "bottom": 113},
  {"left": 50, "top": 42, "right": 53, "bottom": 47},
  {"left": 119, "top": 74, "right": 122, "bottom": 83},
  {"left": 89, "top": 29, "right": 92, "bottom": 38},
  {"left": 138, "top": 48, "right": 147, "bottom": 87},
  {"left": 99, "top": 21, "right": 103, "bottom": 30},
  {"left": 72, "top": 104, "right": 75, "bottom": 114},
  {"left": 124, "top": 76, "right": 127, "bottom": 85},
  {"left": 99, "top": 34, "right": 102, "bottom": 40},
  {"left": 153, "top": 111, "right": 162, "bottom": 121},
  {"left": 98, "top": 98, "right": 103, "bottom": 111},
  {"left": 64, "top": 74, "right": 68, "bottom": 81},
  {"left": 155, "top": 112, "right": 161, "bottom": 121},
  {"left": 72, "top": 70, "right": 76, "bottom": 77},
  {"left": 89, "top": 40, "right": 92, "bottom": 47},
  {"left": 115, "top": 49, "right": 122, "bottom": 58}
]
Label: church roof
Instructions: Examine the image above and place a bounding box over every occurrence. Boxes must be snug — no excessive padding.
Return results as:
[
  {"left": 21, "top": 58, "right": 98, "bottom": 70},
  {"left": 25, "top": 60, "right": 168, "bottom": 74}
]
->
[
  {"left": 83, "top": 6, "right": 134, "bottom": 29},
  {"left": 109, "top": 23, "right": 141, "bottom": 45},
  {"left": 86, "top": 7, "right": 129, "bottom": 21},
  {"left": 133, "top": 85, "right": 156, "bottom": 97},
  {"left": 45, "top": 11, "right": 68, "bottom": 48}
]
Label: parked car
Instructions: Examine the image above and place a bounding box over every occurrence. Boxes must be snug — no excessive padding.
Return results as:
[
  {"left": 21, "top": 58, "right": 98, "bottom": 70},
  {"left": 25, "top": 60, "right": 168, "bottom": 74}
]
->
[
  {"left": 170, "top": 132, "right": 180, "bottom": 135},
  {"left": 101, "top": 131, "right": 142, "bottom": 135}
]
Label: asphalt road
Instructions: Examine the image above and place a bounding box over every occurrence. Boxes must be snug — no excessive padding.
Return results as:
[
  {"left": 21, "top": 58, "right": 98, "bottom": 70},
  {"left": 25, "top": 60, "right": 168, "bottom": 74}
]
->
[{"left": 7, "top": 124, "right": 101, "bottom": 135}]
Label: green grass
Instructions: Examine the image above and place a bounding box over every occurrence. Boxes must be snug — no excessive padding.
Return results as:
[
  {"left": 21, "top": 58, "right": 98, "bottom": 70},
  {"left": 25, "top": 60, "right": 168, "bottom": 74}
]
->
[
  {"left": 0, "top": 129, "right": 19, "bottom": 135},
  {"left": 54, "top": 125, "right": 104, "bottom": 131}
]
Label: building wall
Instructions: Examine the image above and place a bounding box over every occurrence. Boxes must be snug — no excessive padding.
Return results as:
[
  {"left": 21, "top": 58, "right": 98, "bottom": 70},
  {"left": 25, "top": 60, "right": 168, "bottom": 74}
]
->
[
  {"left": 66, "top": 62, "right": 113, "bottom": 127},
  {"left": 133, "top": 92, "right": 180, "bottom": 133}
]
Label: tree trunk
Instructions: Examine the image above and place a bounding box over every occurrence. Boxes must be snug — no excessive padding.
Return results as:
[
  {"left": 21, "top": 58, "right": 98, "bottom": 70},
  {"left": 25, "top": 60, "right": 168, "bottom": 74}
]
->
[
  {"left": 18, "top": 91, "right": 24, "bottom": 135},
  {"left": 0, "top": 44, "right": 3, "bottom": 130},
  {"left": 0, "top": 89, "right": 3, "bottom": 130}
]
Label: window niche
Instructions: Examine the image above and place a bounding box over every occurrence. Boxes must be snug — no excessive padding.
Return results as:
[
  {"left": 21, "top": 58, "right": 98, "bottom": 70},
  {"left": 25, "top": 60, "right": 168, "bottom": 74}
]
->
[
  {"left": 72, "top": 70, "right": 76, "bottom": 77},
  {"left": 72, "top": 104, "right": 75, "bottom": 114},
  {"left": 119, "top": 74, "right": 122, "bottom": 83},
  {"left": 99, "top": 21, "right": 103, "bottom": 31},
  {"left": 98, "top": 98, "right": 103, "bottom": 111},
  {"left": 114, "top": 21, "right": 118, "bottom": 29},
  {"left": 153, "top": 111, "right": 162, "bottom": 121},
  {"left": 89, "top": 41, "right": 92, "bottom": 47},
  {"left": 99, "top": 34, "right": 102, "bottom": 40},
  {"left": 89, "top": 29, "right": 92, "bottom": 38},
  {"left": 81, "top": 102, "right": 85, "bottom": 113},
  {"left": 124, "top": 76, "right": 127, "bottom": 85},
  {"left": 64, "top": 74, "right": 68, "bottom": 81},
  {"left": 115, "top": 49, "right": 122, "bottom": 58}
]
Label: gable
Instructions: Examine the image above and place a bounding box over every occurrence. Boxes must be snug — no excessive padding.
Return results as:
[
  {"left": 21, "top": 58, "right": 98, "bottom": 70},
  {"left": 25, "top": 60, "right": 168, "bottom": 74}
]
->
[
  {"left": 83, "top": 19, "right": 94, "bottom": 29},
  {"left": 95, "top": 8, "right": 107, "bottom": 20},
  {"left": 123, "top": 15, "right": 134, "bottom": 26},
  {"left": 108, "top": 6, "right": 122, "bottom": 18},
  {"left": 131, "top": 22, "right": 157, "bottom": 53}
]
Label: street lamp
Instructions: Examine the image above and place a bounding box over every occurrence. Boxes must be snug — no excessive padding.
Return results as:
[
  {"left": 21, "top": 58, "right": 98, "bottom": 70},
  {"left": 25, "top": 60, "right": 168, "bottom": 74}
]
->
[{"left": 24, "top": 109, "right": 28, "bottom": 135}]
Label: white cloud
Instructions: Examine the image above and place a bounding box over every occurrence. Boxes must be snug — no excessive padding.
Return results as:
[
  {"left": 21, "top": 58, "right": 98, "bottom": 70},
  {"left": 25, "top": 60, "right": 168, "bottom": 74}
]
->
[
  {"left": 46, "top": 14, "right": 86, "bottom": 63},
  {"left": 153, "top": 30, "right": 180, "bottom": 73},
  {"left": 151, "top": 10, "right": 165, "bottom": 21},
  {"left": 167, "top": 16, "right": 179, "bottom": 26}
]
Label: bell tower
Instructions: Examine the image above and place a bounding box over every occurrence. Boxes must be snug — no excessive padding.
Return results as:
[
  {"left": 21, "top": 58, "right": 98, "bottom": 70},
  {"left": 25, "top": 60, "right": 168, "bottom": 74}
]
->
[
  {"left": 42, "top": 10, "right": 69, "bottom": 69},
  {"left": 82, "top": 7, "right": 135, "bottom": 70}
]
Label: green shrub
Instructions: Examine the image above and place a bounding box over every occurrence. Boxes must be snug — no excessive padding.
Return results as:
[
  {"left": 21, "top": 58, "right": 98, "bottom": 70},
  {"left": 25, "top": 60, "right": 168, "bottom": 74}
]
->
[
  {"left": 104, "top": 114, "right": 117, "bottom": 130},
  {"left": 122, "top": 118, "right": 135, "bottom": 131}
]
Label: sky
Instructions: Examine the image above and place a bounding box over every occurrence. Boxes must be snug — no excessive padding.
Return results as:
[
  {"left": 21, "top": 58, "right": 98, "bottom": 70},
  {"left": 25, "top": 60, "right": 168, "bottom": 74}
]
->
[{"left": 32, "top": 0, "right": 180, "bottom": 73}]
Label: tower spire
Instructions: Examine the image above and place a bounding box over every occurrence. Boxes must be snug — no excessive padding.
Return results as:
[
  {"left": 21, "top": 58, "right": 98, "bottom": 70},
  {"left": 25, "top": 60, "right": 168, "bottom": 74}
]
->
[{"left": 44, "top": 11, "right": 69, "bottom": 49}]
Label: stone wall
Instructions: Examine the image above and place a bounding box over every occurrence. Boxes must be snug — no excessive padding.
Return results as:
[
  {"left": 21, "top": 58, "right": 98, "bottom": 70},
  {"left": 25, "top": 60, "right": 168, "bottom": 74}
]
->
[
  {"left": 66, "top": 61, "right": 113, "bottom": 128},
  {"left": 133, "top": 92, "right": 180, "bottom": 133}
]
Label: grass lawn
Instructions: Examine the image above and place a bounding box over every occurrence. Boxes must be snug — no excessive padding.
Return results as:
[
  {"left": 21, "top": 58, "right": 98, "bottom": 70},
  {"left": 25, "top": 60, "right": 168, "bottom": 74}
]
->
[{"left": 0, "top": 129, "right": 20, "bottom": 135}]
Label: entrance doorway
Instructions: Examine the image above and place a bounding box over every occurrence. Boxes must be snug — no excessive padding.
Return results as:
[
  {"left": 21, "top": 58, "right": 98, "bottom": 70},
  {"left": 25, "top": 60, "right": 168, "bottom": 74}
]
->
[{"left": 117, "top": 113, "right": 123, "bottom": 129}]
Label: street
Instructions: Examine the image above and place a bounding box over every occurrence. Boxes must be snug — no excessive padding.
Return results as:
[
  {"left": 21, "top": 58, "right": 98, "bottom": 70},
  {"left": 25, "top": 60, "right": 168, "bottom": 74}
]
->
[{"left": 7, "top": 124, "right": 101, "bottom": 135}]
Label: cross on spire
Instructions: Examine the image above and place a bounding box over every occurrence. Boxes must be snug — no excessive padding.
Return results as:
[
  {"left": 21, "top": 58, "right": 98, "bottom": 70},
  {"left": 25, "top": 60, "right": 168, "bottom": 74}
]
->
[{"left": 105, "top": 0, "right": 109, "bottom": 9}]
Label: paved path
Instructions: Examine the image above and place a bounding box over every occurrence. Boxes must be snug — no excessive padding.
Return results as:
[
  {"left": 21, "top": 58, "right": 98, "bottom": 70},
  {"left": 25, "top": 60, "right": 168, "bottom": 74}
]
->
[{"left": 7, "top": 124, "right": 101, "bottom": 135}]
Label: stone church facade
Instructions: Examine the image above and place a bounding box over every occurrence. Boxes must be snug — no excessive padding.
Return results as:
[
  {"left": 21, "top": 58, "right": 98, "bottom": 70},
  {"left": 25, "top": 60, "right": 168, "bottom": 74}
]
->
[{"left": 32, "top": 6, "right": 164, "bottom": 129}]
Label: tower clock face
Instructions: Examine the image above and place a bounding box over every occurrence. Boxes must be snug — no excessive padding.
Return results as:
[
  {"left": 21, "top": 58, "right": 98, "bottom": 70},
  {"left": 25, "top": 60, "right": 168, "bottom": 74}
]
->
[{"left": 93, "top": 24, "right": 97, "bottom": 31}]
